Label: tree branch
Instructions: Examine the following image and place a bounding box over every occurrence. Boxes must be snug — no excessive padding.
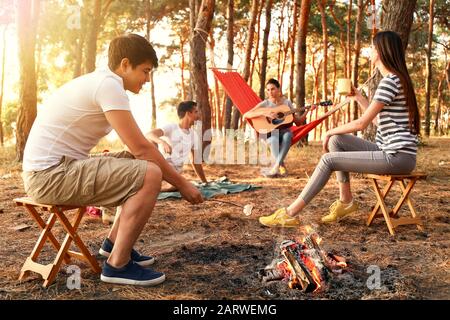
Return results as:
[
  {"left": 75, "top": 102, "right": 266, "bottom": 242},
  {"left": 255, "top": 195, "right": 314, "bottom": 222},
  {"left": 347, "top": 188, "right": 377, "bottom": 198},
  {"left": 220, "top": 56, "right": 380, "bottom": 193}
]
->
[
  {"left": 102, "top": 0, "right": 114, "bottom": 17},
  {"left": 328, "top": 0, "right": 344, "bottom": 30},
  {"left": 433, "top": 39, "right": 449, "bottom": 50}
]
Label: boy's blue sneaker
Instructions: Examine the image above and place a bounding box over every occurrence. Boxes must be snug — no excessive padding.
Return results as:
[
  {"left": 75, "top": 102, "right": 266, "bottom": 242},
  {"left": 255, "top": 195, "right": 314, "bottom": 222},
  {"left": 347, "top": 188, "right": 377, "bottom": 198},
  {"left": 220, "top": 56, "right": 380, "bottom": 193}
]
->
[
  {"left": 99, "top": 238, "right": 155, "bottom": 267},
  {"left": 100, "top": 260, "right": 166, "bottom": 286}
]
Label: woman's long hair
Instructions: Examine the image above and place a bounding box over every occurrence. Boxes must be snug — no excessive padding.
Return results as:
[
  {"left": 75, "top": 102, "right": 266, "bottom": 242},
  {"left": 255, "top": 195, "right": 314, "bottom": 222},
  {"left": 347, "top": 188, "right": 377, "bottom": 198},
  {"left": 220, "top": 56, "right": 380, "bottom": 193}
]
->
[{"left": 374, "top": 31, "right": 420, "bottom": 134}]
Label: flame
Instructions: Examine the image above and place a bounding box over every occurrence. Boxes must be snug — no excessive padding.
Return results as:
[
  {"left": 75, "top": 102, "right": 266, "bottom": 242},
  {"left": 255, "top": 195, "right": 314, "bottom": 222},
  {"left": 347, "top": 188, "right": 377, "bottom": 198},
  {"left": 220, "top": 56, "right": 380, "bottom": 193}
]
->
[
  {"left": 277, "top": 260, "right": 291, "bottom": 279},
  {"left": 302, "top": 255, "right": 323, "bottom": 292},
  {"left": 277, "top": 255, "right": 300, "bottom": 288},
  {"left": 310, "top": 268, "right": 322, "bottom": 292}
]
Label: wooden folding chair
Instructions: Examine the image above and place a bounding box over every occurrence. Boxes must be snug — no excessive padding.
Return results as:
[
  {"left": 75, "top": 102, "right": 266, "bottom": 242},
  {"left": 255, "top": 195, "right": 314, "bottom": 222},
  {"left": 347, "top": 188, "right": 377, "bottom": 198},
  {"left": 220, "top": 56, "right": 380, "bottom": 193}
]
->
[
  {"left": 14, "top": 197, "right": 101, "bottom": 288},
  {"left": 365, "top": 173, "right": 427, "bottom": 235}
]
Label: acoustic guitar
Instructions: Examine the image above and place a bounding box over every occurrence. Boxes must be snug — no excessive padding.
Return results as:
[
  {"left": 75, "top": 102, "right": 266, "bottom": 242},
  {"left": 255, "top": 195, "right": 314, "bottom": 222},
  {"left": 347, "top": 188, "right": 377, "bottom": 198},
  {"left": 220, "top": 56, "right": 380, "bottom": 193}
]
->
[{"left": 250, "top": 100, "right": 333, "bottom": 133}]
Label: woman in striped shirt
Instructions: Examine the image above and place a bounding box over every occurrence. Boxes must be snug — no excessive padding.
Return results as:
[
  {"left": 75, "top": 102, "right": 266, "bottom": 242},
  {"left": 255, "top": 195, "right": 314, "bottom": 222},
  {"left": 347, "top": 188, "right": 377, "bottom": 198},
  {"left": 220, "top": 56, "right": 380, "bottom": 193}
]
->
[{"left": 259, "top": 31, "right": 421, "bottom": 227}]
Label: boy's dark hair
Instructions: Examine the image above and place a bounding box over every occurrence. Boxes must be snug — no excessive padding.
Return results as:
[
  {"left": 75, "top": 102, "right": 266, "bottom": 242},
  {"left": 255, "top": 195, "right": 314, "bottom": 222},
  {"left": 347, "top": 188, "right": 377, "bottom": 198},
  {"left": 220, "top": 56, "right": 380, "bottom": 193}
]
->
[
  {"left": 177, "top": 101, "right": 197, "bottom": 118},
  {"left": 108, "top": 33, "right": 158, "bottom": 70},
  {"left": 266, "top": 78, "right": 280, "bottom": 88}
]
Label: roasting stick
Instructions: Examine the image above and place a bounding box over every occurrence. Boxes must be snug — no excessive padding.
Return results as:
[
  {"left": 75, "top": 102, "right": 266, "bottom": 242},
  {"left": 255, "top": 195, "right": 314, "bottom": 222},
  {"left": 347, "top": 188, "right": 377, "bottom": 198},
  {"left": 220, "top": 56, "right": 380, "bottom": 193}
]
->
[{"left": 207, "top": 198, "right": 254, "bottom": 216}]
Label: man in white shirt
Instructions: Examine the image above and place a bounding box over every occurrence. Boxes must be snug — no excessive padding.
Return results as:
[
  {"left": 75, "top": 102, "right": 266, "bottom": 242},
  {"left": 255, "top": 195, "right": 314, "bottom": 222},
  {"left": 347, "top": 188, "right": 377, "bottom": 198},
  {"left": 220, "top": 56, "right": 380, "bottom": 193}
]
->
[
  {"left": 22, "top": 34, "right": 203, "bottom": 286},
  {"left": 146, "top": 101, "right": 208, "bottom": 191}
]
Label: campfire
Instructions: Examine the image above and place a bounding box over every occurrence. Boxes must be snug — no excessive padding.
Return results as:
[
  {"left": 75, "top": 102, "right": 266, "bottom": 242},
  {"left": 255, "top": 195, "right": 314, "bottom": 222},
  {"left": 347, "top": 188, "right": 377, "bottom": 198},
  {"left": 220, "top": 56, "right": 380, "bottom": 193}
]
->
[{"left": 261, "top": 231, "right": 347, "bottom": 293}]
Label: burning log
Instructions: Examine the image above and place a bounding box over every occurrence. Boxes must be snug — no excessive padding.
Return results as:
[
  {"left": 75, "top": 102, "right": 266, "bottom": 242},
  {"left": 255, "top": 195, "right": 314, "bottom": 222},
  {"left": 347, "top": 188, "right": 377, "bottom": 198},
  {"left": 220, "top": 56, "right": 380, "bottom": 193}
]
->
[
  {"left": 281, "top": 241, "right": 317, "bottom": 291},
  {"left": 306, "top": 233, "right": 347, "bottom": 273},
  {"left": 262, "top": 231, "right": 347, "bottom": 293}
]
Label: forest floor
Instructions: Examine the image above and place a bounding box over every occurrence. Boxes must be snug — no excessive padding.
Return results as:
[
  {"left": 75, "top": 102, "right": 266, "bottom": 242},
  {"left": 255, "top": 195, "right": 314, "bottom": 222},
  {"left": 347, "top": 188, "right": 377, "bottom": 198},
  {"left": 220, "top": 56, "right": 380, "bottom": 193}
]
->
[{"left": 0, "top": 137, "right": 448, "bottom": 300}]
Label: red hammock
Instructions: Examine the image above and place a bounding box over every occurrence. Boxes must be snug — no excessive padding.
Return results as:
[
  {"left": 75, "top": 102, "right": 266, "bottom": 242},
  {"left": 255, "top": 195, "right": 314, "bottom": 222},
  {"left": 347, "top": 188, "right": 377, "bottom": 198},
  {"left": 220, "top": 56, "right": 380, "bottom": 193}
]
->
[{"left": 211, "top": 68, "right": 335, "bottom": 145}]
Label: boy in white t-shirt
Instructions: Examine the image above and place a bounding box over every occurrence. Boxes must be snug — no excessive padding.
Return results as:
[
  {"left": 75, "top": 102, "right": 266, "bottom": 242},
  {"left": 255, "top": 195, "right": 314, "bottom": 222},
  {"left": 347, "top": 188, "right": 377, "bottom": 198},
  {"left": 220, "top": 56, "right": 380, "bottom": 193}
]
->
[
  {"left": 22, "top": 34, "right": 203, "bottom": 287},
  {"left": 146, "top": 101, "right": 208, "bottom": 191}
]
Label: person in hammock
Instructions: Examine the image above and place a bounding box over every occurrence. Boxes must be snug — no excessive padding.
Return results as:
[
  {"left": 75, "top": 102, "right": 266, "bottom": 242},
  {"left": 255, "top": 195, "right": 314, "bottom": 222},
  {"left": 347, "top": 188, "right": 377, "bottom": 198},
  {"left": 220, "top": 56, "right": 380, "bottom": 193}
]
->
[
  {"left": 243, "top": 79, "right": 305, "bottom": 177},
  {"left": 259, "top": 31, "right": 420, "bottom": 227}
]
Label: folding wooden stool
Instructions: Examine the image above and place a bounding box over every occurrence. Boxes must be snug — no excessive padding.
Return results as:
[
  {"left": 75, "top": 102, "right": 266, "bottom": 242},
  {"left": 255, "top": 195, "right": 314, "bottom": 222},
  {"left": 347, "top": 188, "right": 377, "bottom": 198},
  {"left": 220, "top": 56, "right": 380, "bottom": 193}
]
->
[
  {"left": 365, "top": 173, "right": 427, "bottom": 235},
  {"left": 14, "top": 197, "right": 101, "bottom": 288}
]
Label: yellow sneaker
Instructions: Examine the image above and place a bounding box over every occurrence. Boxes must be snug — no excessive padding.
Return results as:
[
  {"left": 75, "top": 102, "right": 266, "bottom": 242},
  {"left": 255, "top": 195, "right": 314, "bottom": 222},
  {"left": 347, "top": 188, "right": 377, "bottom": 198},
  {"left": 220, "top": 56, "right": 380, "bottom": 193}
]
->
[
  {"left": 321, "top": 200, "right": 358, "bottom": 224},
  {"left": 279, "top": 165, "right": 287, "bottom": 176},
  {"left": 259, "top": 207, "right": 300, "bottom": 228},
  {"left": 263, "top": 166, "right": 279, "bottom": 178}
]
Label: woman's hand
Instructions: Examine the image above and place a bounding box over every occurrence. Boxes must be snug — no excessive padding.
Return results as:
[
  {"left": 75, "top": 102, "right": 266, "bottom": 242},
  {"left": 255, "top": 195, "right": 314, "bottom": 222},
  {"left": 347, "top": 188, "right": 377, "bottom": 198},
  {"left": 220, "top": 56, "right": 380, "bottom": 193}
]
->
[
  {"left": 347, "top": 84, "right": 364, "bottom": 103},
  {"left": 322, "top": 132, "right": 333, "bottom": 153}
]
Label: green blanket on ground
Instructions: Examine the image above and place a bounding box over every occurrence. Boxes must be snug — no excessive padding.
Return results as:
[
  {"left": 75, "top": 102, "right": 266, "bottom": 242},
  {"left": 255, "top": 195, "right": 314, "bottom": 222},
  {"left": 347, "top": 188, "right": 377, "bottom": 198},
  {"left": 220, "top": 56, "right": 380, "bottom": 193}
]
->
[{"left": 157, "top": 177, "right": 261, "bottom": 200}]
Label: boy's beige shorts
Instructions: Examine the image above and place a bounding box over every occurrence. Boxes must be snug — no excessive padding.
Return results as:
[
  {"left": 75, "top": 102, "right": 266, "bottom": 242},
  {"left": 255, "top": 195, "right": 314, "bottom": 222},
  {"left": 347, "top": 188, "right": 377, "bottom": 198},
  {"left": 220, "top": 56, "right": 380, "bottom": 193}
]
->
[{"left": 22, "top": 151, "right": 148, "bottom": 207}]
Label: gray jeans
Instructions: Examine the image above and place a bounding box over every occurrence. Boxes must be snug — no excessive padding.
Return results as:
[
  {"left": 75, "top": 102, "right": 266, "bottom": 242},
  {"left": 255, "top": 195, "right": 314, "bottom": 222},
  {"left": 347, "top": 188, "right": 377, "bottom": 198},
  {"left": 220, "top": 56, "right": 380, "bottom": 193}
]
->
[{"left": 299, "top": 134, "right": 416, "bottom": 204}]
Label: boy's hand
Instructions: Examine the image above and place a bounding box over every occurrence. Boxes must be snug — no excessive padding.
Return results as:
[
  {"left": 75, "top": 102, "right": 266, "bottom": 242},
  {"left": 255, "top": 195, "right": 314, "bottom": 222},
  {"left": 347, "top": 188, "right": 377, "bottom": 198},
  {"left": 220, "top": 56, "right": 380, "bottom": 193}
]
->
[
  {"left": 160, "top": 141, "right": 172, "bottom": 154},
  {"left": 178, "top": 181, "right": 204, "bottom": 204},
  {"left": 266, "top": 110, "right": 277, "bottom": 120}
]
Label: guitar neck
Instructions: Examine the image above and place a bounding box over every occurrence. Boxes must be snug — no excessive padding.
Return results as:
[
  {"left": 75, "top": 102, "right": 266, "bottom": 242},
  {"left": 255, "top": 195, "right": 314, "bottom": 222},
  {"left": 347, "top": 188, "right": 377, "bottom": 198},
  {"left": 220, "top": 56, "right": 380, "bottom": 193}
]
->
[
  {"left": 284, "top": 106, "right": 311, "bottom": 116},
  {"left": 285, "top": 102, "right": 327, "bottom": 116}
]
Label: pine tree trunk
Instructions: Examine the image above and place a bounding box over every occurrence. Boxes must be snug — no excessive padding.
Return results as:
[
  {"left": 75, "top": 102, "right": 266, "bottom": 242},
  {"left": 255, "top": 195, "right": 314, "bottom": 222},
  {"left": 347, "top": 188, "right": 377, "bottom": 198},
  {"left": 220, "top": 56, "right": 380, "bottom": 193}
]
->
[
  {"left": 16, "top": 0, "right": 39, "bottom": 161},
  {"left": 381, "top": 0, "right": 416, "bottom": 50},
  {"left": 224, "top": 0, "right": 234, "bottom": 130},
  {"left": 190, "top": 0, "right": 215, "bottom": 147},
  {"left": 145, "top": 1, "right": 157, "bottom": 129},
  {"left": 209, "top": 36, "right": 221, "bottom": 129},
  {"left": 331, "top": 46, "right": 337, "bottom": 128},
  {"left": 83, "top": 0, "right": 112, "bottom": 73},
  {"left": 289, "top": 0, "right": 299, "bottom": 101},
  {"left": 446, "top": 60, "right": 450, "bottom": 91},
  {"left": 346, "top": 0, "right": 353, "bottom": 79},
  {"left": 363, "top": 0, "right": 379, "bottom": 140},
  {"left": 434, "top": 76, "right": 443, "bottom": 135},
  {"left": 351, "top": 0, "right": 363, "bottom": 127},
  {"left": 180, "top": 33, "right": 187, "bottom": 100},
  {"left": 295, "top": 0, "right": 312, "bottom": 110},
  {"left": 329, "top": 0, "right": 346, "bottom": 106},
  {"left": 150, "top": 72, "right": 157, "bottom": 129},
  {"left": 73, "top": 5, "right": 86, "bottom": 78},
  {"left": 232, "top": 0, "right": 258, "bottom": 130},
  {"left": 363, "top": 0, "right": 417, "bottom": 141},
  {"left": 249, "top": 3, "right": 263, "bottom": 88},
  {"left": 85, "top": 0, "right": 101, "bottom": 73},
  {"left": 317, "top": 0, "right": 328, "bottom": 130},
  {"left": 259, "top": 0, "right": 273, "bottom": 100},
  {"left": 188, "top": 0, "right": 200, "bottom": 100},
  {"left": 73, "top": 31, "right": 85, "bottom": 78},
  {"left": 279, "top": 1, "right": 290, "bottom": 89},
  {"left": 276, "top": 0, "right": 285, "bottom": 81},
  {"left": 424, "top": 0, "right": 434, "bottom": 136},
  {"left": 0, "top": 25, "right": 7, "bottom": 146}
]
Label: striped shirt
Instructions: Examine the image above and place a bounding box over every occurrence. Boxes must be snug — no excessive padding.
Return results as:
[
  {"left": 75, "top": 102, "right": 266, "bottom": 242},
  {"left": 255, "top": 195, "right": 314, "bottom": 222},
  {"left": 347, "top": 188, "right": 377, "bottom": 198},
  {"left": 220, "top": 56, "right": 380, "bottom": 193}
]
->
[{"left": 373, "top": 74, "right": 418, "bottom": 155}]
